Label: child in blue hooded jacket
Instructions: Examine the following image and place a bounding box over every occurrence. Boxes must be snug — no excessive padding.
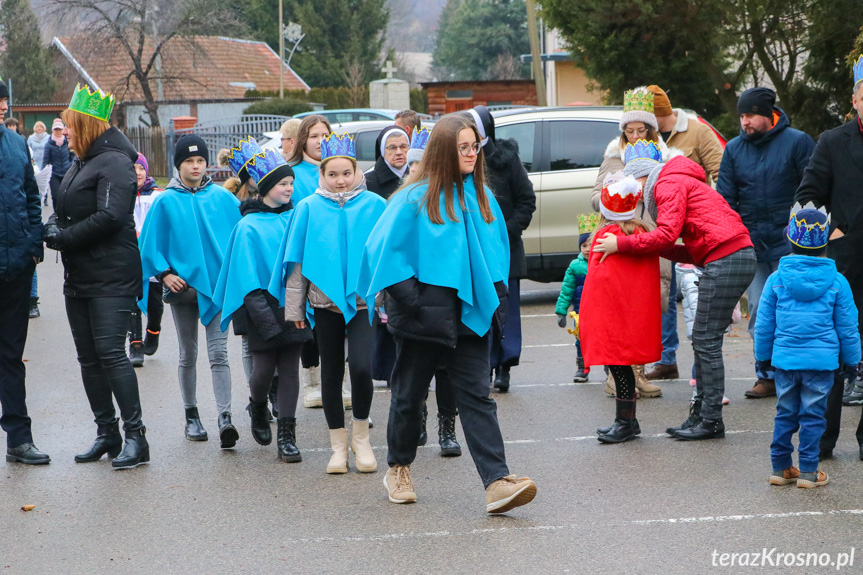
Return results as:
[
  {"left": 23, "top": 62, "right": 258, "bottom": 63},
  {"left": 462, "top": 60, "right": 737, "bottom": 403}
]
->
[{"left": 755, "top": 204, "right": 860, "bottom": 489}]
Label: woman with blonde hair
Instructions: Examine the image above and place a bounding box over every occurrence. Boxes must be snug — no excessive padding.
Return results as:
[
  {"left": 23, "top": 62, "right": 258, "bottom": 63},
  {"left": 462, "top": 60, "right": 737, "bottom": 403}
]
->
[
  {"left": 279, "top": 118, "right": 301, "bottom": 163},
  {"left": 27, "top": 121, "right": 49, "bottom": 170}
]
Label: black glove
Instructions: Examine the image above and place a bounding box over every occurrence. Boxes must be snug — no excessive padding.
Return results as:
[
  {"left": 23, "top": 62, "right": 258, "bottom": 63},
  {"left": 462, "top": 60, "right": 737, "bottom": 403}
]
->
[
  {"left": 42, "top": 223, "right": 65, "bottom": 251},
  {"left": 557, "top": 314, "right": 567, "bottom": 328},
  {"left": 761, "top": 358, "right": 773, "bottom": 373}
]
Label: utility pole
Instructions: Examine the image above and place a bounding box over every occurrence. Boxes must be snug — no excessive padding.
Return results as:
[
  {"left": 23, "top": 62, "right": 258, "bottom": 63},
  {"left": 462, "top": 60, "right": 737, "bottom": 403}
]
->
[
  {"left": 526, "top": 0, "right": 547, "bottom": 106},
  {"left": 279, "top": 0, "right": 284, "bottom": 98}
]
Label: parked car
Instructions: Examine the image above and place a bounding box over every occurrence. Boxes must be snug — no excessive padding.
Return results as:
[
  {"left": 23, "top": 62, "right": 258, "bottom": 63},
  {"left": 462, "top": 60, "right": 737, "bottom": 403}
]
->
[
  {"left": 492, "top": 106, "right": 725, "bottom": 282},
  {"left": 293, "top": 109, "right": 401, "bottom": 125}
]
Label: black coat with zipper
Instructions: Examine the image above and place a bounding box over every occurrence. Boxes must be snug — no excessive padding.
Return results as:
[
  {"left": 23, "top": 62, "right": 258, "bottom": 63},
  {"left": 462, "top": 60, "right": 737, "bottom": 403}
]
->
[{"left": 48, "top": 126, "right": 142, "bottom": 298}]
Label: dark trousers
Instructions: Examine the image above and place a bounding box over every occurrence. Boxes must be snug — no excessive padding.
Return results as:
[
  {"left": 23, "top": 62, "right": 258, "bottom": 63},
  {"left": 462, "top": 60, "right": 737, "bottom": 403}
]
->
[
  {"left": 66, "top": 296, "right": 144, "bottom": 432},
  {"left": 129, "top": 283, "right": 164, "bottom": 344},
  {"left": 0, "top": 263, "right": 36, "bottom": 448},
  {"left": 490, "top": 279, "right": 522, "bottom": 368},
  {"left": 430, "top": 369, "right": 458, "bottom": 418},
  {"left": 388, "top": 334, "right": 509, "bottom": 488},
  {"left": 249, "top": 345, "right": 302, "bottom": 419},
  {"left": 301, "top": 329, "right": 320, "bottom": 369},
  {"left": 820, "top": 369, "right": 863, "bottom": 451},
  {"left": 314, "top": 308, "right": 374, "bottom": 428}
]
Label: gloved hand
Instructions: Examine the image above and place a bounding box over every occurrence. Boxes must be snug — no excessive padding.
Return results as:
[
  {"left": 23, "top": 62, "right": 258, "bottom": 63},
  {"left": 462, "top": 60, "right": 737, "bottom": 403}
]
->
[
  {"left": 557, "top": 314, "right": 567, "bottom": 328},
  {"left": 761, "top": 358, "right": 773, "bottom": 373},
  {"left": 42, "top": 223, "right": 65, "bottom": 251}
]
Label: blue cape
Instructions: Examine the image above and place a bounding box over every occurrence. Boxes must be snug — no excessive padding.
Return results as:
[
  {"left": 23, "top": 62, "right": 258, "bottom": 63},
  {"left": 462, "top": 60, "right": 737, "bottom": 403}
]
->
[
  {"left": 138, "top": 183, "right": 241, "bottom": 325},
  {"left": 214, "top": 210, "right": 294, "bottom": 332},
  {"left": 357, "top": 175, "right": 509, "bottom": 336},
  {"left": 268, "top": 190, "right": 386, "bottom": 323},
  {"left": 291, "top": 161, "right": 319, "bottom": 206}
]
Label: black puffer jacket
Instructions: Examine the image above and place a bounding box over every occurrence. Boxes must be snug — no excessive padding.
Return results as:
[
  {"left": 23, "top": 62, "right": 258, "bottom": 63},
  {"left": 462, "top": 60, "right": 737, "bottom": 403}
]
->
[{"left": 48, "top": 126, "right": 141, "bottom": 298}]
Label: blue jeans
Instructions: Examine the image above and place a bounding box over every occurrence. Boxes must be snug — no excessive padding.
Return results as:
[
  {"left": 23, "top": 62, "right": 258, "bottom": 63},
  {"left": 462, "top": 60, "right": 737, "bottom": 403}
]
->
[
  {"left": 748, "top": 260, "right": 780, "bottom": 380},
  {"left": 771, "top": 369, "right": 833, "bottom": 473},
  {"left": 30, "top": 271, "right": 37, "bottom": 299},
  {"left": 658, "top": 266, "right": 679, "bottom": 365}
]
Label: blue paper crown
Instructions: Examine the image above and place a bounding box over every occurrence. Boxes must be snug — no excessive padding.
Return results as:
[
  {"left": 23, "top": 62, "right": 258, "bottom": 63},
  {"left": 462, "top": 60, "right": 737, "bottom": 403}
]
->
[
  {"left": 854, "top": 55, "right": 863, "bottom": 89},
  {"left": 787, "top": 202, "right": 830, "bottom": 250},
  {"left": 226, "top": 137, "right": 263, "bottom": 177},
  {"left": 410, "top": 126, "right": 432, "bottom": 151},
  {"left": 246, "top": 149, "right": 289, "bottom": 187},
  {"left": 624, "top": 139, "right": 662, "bottom": 165},
  {"left": 321, "top": 133, "right": 356, "bottom": 162}
]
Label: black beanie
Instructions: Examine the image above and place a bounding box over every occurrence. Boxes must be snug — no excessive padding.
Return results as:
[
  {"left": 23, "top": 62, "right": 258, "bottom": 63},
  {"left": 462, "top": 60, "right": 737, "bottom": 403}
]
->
[
  {"left": 257, "top": 164, "right": 295, "bottom": 197},
  {"left": 174, "top": 134, "right": 209, "bottom": 169},
  {"left": 737, "top": 87, "right": 776, "bottom": 118},
  {"left": 0, "top": 79, "right": 8, "bottom": 100}
]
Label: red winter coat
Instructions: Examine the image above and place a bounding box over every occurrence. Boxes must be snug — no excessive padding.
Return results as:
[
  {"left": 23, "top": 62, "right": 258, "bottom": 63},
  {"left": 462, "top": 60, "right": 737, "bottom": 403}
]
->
[
  {"left": 580, "top": 225, "right": 662, "bottom": 366},
  {"left": 617, "top": 156, "right": 753, "bottom": 266}
]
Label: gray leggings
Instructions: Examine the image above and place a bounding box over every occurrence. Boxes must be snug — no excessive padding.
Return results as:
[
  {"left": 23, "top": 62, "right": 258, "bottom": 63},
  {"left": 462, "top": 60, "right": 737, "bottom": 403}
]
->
[{"left": 170, "top": 300, "right": 232, "bottom": 415}]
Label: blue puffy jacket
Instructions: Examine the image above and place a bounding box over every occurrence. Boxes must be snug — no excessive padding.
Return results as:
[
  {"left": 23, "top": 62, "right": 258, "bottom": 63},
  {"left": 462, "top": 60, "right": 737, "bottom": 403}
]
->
[
  {"left": 717, "top": 109, "right": 815, "bottom": 262},
  {"left": 0, "top": 124, "right": 43, "bottom": 278},
  {"left": 755, "top": 255, "right": 861, "bottom": 371},
  {"left": 42, "top": 136, "right": 74, "bottom": 179}
]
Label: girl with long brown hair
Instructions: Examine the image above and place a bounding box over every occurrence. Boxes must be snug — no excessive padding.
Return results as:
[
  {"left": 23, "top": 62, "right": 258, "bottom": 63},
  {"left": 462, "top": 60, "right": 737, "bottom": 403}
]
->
[{"left": 358, "top": 114, "right": 537, "bottom": 514}]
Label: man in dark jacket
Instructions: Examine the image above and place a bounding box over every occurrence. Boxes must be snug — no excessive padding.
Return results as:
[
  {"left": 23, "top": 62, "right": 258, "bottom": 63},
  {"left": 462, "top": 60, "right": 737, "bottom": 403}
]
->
[
  {"left": 0, "top": 78, "right": 50, "bottom": 465},
  {"left": 794, "top": 57, "right": 863, "bottom": 460},
  {"left": 467, "top": 106, "right": 536, "bottom": 392},
  {"left": 717, "top": 87, "right": 815, "bottom": 399}
]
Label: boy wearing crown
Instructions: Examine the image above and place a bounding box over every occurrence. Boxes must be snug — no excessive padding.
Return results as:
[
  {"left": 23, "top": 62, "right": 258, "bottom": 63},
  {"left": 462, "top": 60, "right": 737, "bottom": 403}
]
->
[{"left": 756, "top": 205, "right": 860, "bottom": 488}]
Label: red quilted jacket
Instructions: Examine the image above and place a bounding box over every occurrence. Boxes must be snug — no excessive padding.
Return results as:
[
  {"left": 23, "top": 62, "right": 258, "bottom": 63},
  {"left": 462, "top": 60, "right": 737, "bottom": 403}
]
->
[{"left": 617, "top": 156, "right": 753, "bottom": 266}]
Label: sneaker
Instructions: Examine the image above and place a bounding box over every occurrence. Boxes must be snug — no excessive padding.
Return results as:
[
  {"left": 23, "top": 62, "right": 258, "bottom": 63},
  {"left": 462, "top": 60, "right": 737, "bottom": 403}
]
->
[
  {"left": 384, "top": 465, "right": 417, "bottom": 504},
  {"left": 768, "top": 466, "right": 799, "bottom": 486},
  {"left": 485, "top": 475, "right": 537, "bottom": 514},
  {"left": 722, "top": 395, "right": 730, "bottom": 405},
  {"left": 28, "top": 297, "right": 40, "bottom": 319},
  {"left": 844, "top": 383, "right": 863, "bottom": 406},
  {"left": 797, "top": 470, "right": 829, "bottom": 489}
]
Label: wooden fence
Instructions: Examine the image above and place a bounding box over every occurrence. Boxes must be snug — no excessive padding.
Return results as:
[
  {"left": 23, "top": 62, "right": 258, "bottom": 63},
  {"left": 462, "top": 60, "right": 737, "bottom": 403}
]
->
[{"left": 124, "top": 127, "right": 171, "bottom": 178}]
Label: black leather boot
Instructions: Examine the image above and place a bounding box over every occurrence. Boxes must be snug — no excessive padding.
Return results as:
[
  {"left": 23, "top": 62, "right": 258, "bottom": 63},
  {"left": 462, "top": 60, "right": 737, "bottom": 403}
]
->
[
  {"left": 6, "top": 443, "right": 50, "bottom": 465},
  {"left": 75, "top": 422, "right": 123, "bottom": 462},
  {"left": 248, "top": 399, "right": 272, "bottom": 446},
  {"left": 219, "top": 412, "right": 239, "bottom": 449},
  {"left": 184, "top": 407, "right": 208, "bottom": 441},
  {"left": 143, "top": 329, "right": 160, "bottom": 356},
  {"left": 673, "top": 417, "right": 725, "bottom": 441},
  {"left": 417, "top": 402, "right": 428, "bottom": 446},
  {"left": 573, "top": 357, "right": 588, "bottom": 383},
  {"left": 112, "top": 427, "right": 149, "bottom": 469},
  {"left": 597, "top": 398, "right": 639, "bottom": 443},
  {"left": 28, "top": 297, "right": 40, "bottom": 319},
  {"left": 269, "top": 376, "right": 279, "bottom": 420},
  {"left": 277, "top": 417, "right": 301, "bottom": 462},
  {"left": 438, "top": 413, "right": 462, "bottom": 457},
  {"left": 493, "top": 366, "right": 511, "bottom": 392},
  {"left": 596, "top": 417, "right": 641, "bottom": 436},
  {"left": 129, "top": 342, "right": 145, "bottom": 368},
  {"left": 666, "top": 400, "right": 702, "bottom": 436}
]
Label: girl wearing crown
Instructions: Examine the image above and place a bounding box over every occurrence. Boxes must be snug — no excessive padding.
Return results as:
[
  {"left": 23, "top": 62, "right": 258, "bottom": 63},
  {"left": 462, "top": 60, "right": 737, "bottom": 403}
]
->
[
  {"left": 214, "top": 148, "right": 312, "bottom": 462},
  {"left": 358, "top": 114, "right": 536, "bottom": 513},
  {"left": 275, "top": 132, "right": 386, "bottom": 475},
  {"left": 580, "top": 173, "right": 662, "bottom": 443}
]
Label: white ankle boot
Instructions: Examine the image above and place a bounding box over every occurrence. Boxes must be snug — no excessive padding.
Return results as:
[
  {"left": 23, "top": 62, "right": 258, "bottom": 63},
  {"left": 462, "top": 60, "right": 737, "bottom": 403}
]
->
[
  {"left": 326, "top": 428, "right": 349, "bottom": 474},
  {"left": 303, "top": 366, "right": 322, "bottom": 408},
  {"left": 351, "top": 419, "right": 377, "bottom": 472}
]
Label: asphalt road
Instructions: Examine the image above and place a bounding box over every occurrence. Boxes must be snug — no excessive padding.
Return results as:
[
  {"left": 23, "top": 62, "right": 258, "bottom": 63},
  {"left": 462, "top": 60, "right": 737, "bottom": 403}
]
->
[{"left": 3, "top": 257, "right": 863, "bottom": 574}]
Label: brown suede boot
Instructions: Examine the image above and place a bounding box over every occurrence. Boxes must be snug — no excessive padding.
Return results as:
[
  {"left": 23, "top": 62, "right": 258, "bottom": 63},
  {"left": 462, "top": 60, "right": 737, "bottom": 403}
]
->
[
  {"left": 645, "top": 363, "right": 679, "bottom": 380},
  {"left": 744, "top": 379, "right": 776, "bottom": 398},
  {"left": 634, "top": 365, "right": 662, "bottom": 398}
]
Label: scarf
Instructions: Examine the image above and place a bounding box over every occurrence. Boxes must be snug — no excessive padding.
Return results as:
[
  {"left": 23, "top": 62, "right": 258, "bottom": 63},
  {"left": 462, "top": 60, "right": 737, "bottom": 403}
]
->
[{"left": 51, "top": 134, "right": 65, "bottom": 147}]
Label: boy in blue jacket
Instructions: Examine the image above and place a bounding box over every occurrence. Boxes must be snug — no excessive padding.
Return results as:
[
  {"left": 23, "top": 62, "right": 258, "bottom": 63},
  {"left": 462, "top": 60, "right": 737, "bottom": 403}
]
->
[{"left": 756, "top": 203, "right": 861, "bottom": 488}]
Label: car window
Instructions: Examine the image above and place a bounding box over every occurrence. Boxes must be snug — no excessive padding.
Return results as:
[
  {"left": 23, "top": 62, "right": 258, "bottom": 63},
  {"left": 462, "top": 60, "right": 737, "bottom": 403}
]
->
[
  {"left": 547, "top": 120, "right": 620, "bottom": 171},
  {"left": 353, "top": 130, "right": 378, "bottom": 163},
  {"left": 495, "top": 122, "right": 536, "bottom": 172},
  {"left": 357, "top": 113, "right": 388, "bottom": 121}
]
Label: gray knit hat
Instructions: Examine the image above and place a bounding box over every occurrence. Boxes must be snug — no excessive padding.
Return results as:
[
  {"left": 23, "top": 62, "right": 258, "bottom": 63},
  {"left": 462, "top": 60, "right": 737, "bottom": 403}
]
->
[{"left": 619, "top": 87, "right": 658, "bottom": 132}]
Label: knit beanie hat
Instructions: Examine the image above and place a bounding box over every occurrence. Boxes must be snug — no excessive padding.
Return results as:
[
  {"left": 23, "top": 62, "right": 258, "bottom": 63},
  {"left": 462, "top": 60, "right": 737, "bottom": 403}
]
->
[
  {"left": 135, "top": 153, "right": 149, "bottom": 176},
  {"left": 174, "top": 134, "right": 209, "bottom": 169},
  {"left": 52, "top": 118, "right": 65, "bottom": 131},
  {"left": 619, "top": 87, "right": 658, "bottom": 132},
  {"left": 0, "top": 77, "right": 8, "bottom": 100},
  {"left": 737, "top": 87, "right": 775, "bottom": 118},
  {"left": 646, "top": 85, "right": 673, "bottom": 116},
  {"left": 578, "top": 232, "right": 591, "bottom": 249}
]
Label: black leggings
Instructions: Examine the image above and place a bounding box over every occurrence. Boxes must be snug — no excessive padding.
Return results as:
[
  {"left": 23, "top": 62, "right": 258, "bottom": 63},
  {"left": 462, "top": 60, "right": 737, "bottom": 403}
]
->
[
  {"left": 301, "top": 329, "right": 320, "bottom": 368},
  {"left": 249, "top": 345, "right": 302, "bottom": 419},
  {"left": 314, "top": 308, "right": 374, "bottom": 429},
  {"left": 608, "top": 365, "right": 636, "bottom": 400},
  {"left": 129, "top": 284, "right": 164, "bottom": 344}
]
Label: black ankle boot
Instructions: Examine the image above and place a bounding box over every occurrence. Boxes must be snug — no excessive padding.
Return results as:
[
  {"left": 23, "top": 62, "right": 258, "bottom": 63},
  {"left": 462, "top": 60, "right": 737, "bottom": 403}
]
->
[
  {"left": 573, "top": 357, "right": 588, "bottom": 383},
  {"left": 666, "top": 400, "right": 702, "bottom": 436},
  {"left": 438, "top": 414, "right": 462, "bottom": 457},
  {"left": 129, "top": 342, "right": 144, "bottom": 368},
  {"left": 143, "top": 330, "right": 160, "bottom": 356},
  {"left": 673, "top": 417, "right": 725, "bottom": 441},
  {"left": 112, "top": 427, "right": 150, "bottom": 469},
  {"left": 494, "top": 366, "right": 511, "bottom": 392},
  {"left": 28, "top": 297, "right": 40, "bottom": 319},
  {"left": 269, "top": 376, "right": 279, "bottom": 420},
  {"left": 184, "top": 407, "right": 208, "bottom": 441},
  {"left": 277, "top": 417, "right": 301, "bottom": 462},
  {"left": 219, "top": 412, "right": 239, "bottom": 449},
  {"left": 75, "top": 422, "right": 123, "bottom": 462},
  {"left": 417, "top": 402, "right": 428, "bottom": 447},
  {"left": 596, "top": 418, "right": 641, "bottom": 436},
  {"left": 248, "top": 399, "right": 272, "bottom": 446},
  {"left": 597, "top": 398, "right": 639, "bottom": 443}
]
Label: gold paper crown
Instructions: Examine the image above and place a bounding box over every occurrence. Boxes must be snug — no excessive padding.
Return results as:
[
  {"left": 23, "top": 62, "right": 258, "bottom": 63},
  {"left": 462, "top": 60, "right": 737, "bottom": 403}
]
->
[
  {"left": 68, "top": 84, "right": 115, "bottom": 122},
  {"left": 578, "top": 212, "right": 600, "bottom": 235},
  {"left": 623, "top": 88, "right": 654, "bottom": 115}
]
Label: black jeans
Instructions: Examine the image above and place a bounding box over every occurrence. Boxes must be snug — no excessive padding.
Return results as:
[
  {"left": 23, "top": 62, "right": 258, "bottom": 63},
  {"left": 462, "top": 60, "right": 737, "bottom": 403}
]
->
[
  {"left": 314, "top": 308, "right": 374, "bottom": 428},
  {"left": 0, "top": 262, "right": 36, "bottom": 448},
  {"left": 129, "top": 283, "right": 164, "bottom": 344},
  {"left": 66, "top": 296, "right": 144, "bottom": 432},
  {"left": 389, "top": 334, "right": 509, "bottom": 488},
  {"left": 430, "top": 369, "right": 458, "bottom": 418}
]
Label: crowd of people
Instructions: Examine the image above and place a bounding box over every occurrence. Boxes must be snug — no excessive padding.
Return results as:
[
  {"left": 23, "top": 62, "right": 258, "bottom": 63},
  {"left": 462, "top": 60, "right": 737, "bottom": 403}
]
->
[{"left": 1, "top": 54, "right": 863, "bottom": 508}]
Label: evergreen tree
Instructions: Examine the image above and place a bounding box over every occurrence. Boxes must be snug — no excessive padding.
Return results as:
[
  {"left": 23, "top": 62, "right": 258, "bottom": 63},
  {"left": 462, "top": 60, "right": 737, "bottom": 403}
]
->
[{"left": 0, "top": 0, "right": 59, "bottom": 104}]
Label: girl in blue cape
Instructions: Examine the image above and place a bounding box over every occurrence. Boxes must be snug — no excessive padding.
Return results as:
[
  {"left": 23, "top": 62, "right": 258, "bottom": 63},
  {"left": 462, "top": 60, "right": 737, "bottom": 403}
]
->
[
  {"left": 213, "top": 148, "right": 311, "bottom": 462},
  {"left": 278, "top": 132, "right": 385, "bottom": 475},
  {"left": 138, "top": 135, "right": 241, "bottom": 448},
  {"left": 357, "top": 114, "right": 537, "bottom": 513}
]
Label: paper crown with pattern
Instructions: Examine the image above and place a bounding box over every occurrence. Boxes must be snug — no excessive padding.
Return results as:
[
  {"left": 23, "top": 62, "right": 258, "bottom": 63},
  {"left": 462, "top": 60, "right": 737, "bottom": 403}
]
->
[
  {"left": 69, "top": 84, "right": 115, "bottom": 122},
  {"left": 623, "top": 87, "right": 655, "bottom": 114},
  {"left": 578, "top": 212, "right": 600, "bottom": 235},
  {"left": 854, "top": 55, "right": 863, "bottom": 90},
  {"left": 246, "top": 148, "right": 289, "bottom": 187},
  {"left": 624, "top": 139, "right": 662, "bottom": 165},
  {"left": 600, "top": 175, "right": 642, "bottom": 220},
  {"left": 321, "top": 132, "right": 356, "bottom": 162},
  {"left": 410, "top": 126, "right": 432, "bottom": 151},
  {"left": 787, "top": 202, "right": 830, "bottom": 250},
  {"left": 226, "top": 137, "right": 264, "bottom": 177}
]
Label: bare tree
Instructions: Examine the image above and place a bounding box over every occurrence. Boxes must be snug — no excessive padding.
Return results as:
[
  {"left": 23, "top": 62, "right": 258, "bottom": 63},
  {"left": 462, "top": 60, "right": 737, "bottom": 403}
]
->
[
  {"left": 487, "top": 53, "right": 525, "bottom": 81},
  {"left": 343, "top": 55, "right": 368, "bottom": 108}
]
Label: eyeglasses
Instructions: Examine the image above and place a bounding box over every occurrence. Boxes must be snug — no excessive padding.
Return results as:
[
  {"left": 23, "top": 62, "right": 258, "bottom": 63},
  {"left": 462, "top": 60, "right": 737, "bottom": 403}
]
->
[
  {"left": 458, "top": 143, "right": 481, "bottom": 156},
  {"left": 385, "top": 144, "right": 409, "bottom": 153},
  {"left": 623, "top": 127, "right": 648, "bottom": 138}
]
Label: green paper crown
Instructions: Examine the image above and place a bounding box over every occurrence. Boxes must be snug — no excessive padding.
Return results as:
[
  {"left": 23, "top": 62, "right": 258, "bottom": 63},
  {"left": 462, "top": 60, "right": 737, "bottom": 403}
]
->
[
  {"left": 69, "top": 84, "right": 115, "bottom": 122},
  {"left": 578, "top": 212, "right": 600, "bottom": 235},
  {"left": 623, "top": 88, "right": 654, "bottom": 114}
]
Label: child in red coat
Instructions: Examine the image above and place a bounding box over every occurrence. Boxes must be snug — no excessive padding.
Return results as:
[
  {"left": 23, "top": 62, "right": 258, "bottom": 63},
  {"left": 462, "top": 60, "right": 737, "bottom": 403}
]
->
[{"left": 580, "top": 174, "right": 662, "bottom": 443}]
